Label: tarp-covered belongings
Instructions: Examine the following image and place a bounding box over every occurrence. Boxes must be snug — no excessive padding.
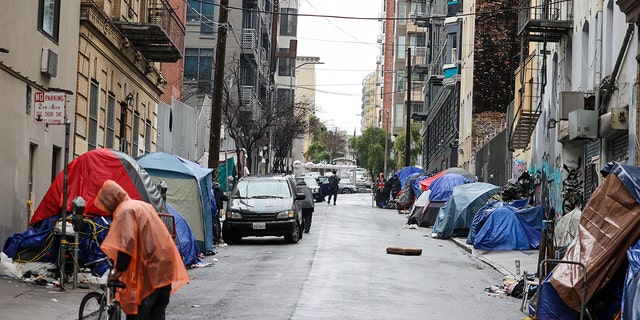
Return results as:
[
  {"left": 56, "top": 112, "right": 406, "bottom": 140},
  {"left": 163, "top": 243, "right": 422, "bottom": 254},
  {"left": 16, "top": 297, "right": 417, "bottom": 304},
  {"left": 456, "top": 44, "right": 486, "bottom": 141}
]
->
[
  {"left": 396, "top": 172, "right": 425, "bottom": 212},
  {"left": 549, "top": 162, "right": 640, "bottom": 312},
  {"left": 137, "top": 152, "right": 215, "bottom": 253},
  {"left": 553, "top": 208, "right": 581, "bottom": 249},
  {"left": 473, "top": 206, "right": 540, "bottom": 250},
  {"left": 432, "top": 182, "right": 499, "bottom": 239},
  {"left": 3, "top": 213, "right": 112, "bottom": 276},
  {"left": 466, "top": 201, "right": 512, "bottom": 245},
  {"left": 624, "top": 240, "right": 640, "bottom": 318},
  {"left": 31, "top": 148, "right": 163, "bottom": 225}
]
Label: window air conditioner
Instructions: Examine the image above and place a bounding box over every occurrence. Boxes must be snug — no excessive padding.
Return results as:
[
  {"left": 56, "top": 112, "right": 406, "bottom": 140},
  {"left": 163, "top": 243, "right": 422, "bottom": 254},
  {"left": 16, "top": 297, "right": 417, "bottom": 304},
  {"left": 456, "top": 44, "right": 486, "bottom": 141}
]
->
[{"left": 41, "top": 48, "right": 58, "bottom": 77}]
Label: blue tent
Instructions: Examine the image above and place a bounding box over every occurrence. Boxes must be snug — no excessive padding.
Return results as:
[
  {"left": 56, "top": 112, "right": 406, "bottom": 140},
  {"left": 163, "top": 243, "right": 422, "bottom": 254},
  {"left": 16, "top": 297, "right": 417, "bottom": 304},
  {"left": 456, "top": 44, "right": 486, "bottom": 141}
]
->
[
  {"left": 138, "top": 152, "right": 214, "bottom": 253},
  {"left": 473, "top": 206, "right": 540, "bottom": 250},
  {"left": 395, "top": 166, "right": 424, "bottom": 187},
  {"left": 432, "top": 182, "right": 499, "bottom": 239},
  {"left": 428, "top": 173, "right": 473, "bottom": 202}
]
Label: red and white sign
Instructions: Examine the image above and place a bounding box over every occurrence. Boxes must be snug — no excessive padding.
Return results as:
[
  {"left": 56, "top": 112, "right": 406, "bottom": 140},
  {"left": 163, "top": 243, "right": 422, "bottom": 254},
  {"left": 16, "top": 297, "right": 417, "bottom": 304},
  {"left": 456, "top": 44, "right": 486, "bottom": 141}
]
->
[{"left": 34, "top": 91, "right": 66, "bottom": 124}]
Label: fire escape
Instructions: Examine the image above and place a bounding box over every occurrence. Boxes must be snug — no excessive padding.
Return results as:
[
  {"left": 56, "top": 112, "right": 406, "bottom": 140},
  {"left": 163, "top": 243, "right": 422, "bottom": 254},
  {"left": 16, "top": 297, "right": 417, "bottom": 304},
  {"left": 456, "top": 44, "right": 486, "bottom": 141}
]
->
[
  {"left": 508, "top": 0, "right": 572, "bottom": 150},
  {"left": 113, "top": 0, "right": 185, "bottom": 62}
]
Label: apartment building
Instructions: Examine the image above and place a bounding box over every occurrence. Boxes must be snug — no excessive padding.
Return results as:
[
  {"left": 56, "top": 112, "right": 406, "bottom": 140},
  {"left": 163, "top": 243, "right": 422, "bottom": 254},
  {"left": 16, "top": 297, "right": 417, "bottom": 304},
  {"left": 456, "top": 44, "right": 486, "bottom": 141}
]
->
[
  {"left": 0, "top": 1, "right": 81, "bottom": 242},
  {"left": 361, "top": 72, "right": 377, "bottom": 131}
]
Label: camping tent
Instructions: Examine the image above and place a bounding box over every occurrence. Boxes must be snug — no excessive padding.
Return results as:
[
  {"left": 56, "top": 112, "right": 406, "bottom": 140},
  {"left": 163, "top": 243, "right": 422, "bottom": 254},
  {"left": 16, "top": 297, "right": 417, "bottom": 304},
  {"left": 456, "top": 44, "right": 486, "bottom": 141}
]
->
[
  {"left": 473, "top": 206, "right": 540, "bottom": 250},
  {"left": 395, "top": 166, "right": 424, "bottom": 187},
  {"left": 420, "top": 167, "right": 476, "bottom": 191},
  {"left": 432, "top": 182, "right": 499, "bottom": 239},
  {"left": 165, "top": 203, "right": 200, "bottom": 266},
  {"left": 407, "top": 190, "right": 430, "bottom": 225},
  {"left": 7, "top": 148, "right": 164, "bottom": 273},
  {"left": 137, "top": 152, "right": 214, "bottom": 253},
  {"left": 31, "top": 148, "right": 163, "bottom": 224},
  {"left": 416, "top": 173, "right": 473, "bottom": 227}
]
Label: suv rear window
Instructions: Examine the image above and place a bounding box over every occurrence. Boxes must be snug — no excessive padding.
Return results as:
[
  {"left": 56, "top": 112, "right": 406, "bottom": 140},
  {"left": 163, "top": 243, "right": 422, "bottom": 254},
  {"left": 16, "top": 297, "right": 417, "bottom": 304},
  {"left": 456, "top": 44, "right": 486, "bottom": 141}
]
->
[{"left": 233, "top": 179, "right": 292, "bottom": 199}]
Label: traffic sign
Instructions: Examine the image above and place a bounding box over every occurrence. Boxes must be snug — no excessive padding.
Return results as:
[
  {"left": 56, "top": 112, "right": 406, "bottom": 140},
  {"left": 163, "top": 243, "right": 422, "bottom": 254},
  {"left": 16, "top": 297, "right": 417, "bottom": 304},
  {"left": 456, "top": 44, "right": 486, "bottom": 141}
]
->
[{"left": 34, "top": 91, "right": 66, "bottom": 124}]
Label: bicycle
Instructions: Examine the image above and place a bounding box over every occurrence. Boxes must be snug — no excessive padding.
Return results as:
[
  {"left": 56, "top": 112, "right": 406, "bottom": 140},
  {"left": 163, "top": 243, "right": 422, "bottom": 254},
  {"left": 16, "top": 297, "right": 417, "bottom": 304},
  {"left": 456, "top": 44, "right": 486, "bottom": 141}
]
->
[{"left": 78, "top": 257, "right": 127, "bottom": 320}]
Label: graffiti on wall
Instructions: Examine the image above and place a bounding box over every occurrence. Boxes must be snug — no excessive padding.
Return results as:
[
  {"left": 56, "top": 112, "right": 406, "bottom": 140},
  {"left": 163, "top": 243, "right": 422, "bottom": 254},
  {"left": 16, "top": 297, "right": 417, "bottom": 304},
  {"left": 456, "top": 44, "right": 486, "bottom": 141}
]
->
[
  {"left": 512, "top": 158, "right": 527, "bottom": 180},
  {"left": 527, "top": 156, "right": 563, "bottom": 218}
]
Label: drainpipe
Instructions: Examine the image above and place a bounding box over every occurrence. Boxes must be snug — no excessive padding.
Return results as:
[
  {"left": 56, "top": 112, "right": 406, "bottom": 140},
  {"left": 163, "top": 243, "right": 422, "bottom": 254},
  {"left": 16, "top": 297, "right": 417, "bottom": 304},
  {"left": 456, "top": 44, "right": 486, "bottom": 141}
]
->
[
  {"left": 599, "top": 23, "right": 634, "bottom": 113},
  {"left": 594, "top": 6, "right": 602, "bottom": 111}
]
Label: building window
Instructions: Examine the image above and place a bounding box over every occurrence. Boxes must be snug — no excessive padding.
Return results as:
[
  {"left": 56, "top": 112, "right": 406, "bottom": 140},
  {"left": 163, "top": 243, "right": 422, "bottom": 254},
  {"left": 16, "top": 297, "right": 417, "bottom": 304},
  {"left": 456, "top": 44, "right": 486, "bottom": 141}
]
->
[
  {"left": 145, "top": 119, "right": 151, "bottom": 154},
  {"left": 132, "top": 112, "right": 140, "bottom": 158},
  {"left": 396, "top": 71, "right": 405, "bottom": 93},
  {"left": 277, "top": 49, "right": 293, "bottom": 76},
  {"left": 38, "top": 0, "right": 60, "bottom": 41},
  {"left": 51, "top": 145, "right": 60, "bottom": 182},
  {"left": 280, "top": 8, "right": 298, "bottom": 36},
  {"left": 106, "top": 92, "right": 116, "bottom": 148},
  {"left": 397, "top": 36, "right": 406, "bottom": 59},
  {"left": 187, "top": 0, "right": 215, "bottom": 34},
  {"left": 394, "top": 103, "right": 404, "bottom": 128},
  {"left": 88, "top": 80, "right": 99, "bottom": 151},
  {"left": 398, "top": 2, "right": 406, "bottom": 26},
  {"left": 184, "top": 48, "right": 213, "bottom": 93}
]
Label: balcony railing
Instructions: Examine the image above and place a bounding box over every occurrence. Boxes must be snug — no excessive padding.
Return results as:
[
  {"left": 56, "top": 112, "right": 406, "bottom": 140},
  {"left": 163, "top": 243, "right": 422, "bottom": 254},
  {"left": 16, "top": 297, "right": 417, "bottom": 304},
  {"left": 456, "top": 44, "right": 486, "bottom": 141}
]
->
[
  {"left": 114, "top": 0, "right": 185, "bottom": 62},
  {"left": 518, "top": 0, "right": 572, "bottom": 42}
]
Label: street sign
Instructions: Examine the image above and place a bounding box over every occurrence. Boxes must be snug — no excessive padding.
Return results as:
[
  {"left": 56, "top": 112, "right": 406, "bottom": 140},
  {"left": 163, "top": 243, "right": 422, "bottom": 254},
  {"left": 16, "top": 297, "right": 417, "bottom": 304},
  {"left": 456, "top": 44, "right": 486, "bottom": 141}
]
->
[{"left": 33, "top": 91, "right": 66, "bottom": 124}]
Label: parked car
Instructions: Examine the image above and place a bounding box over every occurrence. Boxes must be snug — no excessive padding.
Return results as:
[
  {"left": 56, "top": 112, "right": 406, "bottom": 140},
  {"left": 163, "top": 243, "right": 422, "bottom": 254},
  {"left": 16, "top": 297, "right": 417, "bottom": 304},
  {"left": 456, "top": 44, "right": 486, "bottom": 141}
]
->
[
  {"left": 295, "top": 176, "right": 324, "bottom": 202},
  {"left": 222, "top": 175, "right": 305, "bottom": 244},
  {"left": 317, "top": 176, "right": 359, "bottom": 196}
]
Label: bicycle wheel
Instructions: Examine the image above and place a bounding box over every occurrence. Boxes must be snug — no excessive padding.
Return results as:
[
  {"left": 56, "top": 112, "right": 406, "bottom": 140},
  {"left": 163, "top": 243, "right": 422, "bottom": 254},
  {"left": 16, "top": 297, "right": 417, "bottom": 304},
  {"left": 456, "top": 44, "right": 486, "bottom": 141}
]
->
[
  {"left": 109, "top": 301, "right": 127, "bottom": 320},
  {"left": 79, "top": 291, "right": 108, "bottom": 320}
]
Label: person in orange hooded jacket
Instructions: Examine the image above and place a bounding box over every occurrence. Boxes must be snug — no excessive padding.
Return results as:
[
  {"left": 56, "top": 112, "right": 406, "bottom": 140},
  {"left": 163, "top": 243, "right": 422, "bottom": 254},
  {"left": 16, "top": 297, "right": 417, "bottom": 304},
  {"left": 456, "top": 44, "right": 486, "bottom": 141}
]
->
[{"left": 94, "top": 180, "right": 189, "bottom": 319}]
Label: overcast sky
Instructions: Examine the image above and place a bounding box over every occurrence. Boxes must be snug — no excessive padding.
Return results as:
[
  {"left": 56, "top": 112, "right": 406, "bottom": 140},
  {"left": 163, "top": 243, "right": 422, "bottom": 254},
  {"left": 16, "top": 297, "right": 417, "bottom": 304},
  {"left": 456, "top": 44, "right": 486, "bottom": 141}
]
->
[{"left": 296, "top": 0, "right": 382, "bottom": 135}]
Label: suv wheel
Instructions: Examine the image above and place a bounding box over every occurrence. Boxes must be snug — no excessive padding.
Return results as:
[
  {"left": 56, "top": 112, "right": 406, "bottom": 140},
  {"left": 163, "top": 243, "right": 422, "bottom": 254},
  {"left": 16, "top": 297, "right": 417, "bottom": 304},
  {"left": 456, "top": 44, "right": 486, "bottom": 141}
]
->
[
  {"left": 223, "top": 233, "right": 241, "bottom": 244},
  {"left": 284, "top": 222, "right": 302, "bottom": 243}
]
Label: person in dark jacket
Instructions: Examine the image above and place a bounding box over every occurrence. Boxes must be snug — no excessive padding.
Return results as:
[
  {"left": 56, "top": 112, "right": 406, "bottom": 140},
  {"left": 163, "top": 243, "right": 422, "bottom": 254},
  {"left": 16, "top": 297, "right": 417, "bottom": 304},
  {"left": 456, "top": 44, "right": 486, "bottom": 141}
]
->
[
  {"left": 389, "top": 174, "right": 402, "bottom": 200},
  {"left": 327, "top": 171, "right": 341, "bottom": 205},
  {"left": 296, "top": 180, "right": 315, "bottom": 233}
]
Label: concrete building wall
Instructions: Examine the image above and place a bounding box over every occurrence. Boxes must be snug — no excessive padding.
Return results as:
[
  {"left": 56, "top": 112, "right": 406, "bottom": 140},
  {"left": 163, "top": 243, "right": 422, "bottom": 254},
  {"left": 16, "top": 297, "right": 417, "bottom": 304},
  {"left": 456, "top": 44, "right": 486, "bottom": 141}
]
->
[{"left": 0, "top": 1, "right": 80, "bottom": 243}]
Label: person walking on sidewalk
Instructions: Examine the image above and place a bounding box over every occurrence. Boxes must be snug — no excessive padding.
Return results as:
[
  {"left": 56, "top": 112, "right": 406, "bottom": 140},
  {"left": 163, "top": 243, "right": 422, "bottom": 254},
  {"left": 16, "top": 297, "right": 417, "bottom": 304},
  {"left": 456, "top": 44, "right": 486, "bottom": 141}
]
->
[
  {"left": 95, "top": 180, "right": 189, "bottom": 319},
  {"left": 327, "top": 171, "right": 341, "bottom": 205},
  {"left": 296, "top": 180, "right": 315, "bottom": 233}
]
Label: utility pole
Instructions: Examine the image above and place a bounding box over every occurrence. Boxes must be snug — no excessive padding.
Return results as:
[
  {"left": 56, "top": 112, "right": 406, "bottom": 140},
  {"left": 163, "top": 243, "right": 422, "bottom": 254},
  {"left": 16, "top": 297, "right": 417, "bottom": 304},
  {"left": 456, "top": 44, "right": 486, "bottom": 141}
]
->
[
  {"left": 208, "top": 0, "right": 229, "bottom": 177},
  {"left": 265, "top": 0, "right": 280, "bottom": 174},
  {"left": 405, "top": 47, "right": 411, "bottom": 167}
]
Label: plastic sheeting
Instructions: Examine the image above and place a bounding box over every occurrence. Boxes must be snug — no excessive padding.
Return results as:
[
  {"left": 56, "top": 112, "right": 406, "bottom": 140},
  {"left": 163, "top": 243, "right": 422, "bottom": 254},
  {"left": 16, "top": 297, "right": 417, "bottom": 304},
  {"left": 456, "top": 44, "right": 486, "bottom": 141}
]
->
[
  {"left": 466, "top": 201, "right": 513, "bottom": 245},
  {"left": 473, "top": 207, "right": 540, "bottom": 250},
  {"left": 432, "top": 182, "right": 499, "bottom": 239},
  {"left": 553, "top": 208, "right": 581, "bottom": 248},
  {"left": 550, "top": 162, "right": 640, "bottom": 311}
]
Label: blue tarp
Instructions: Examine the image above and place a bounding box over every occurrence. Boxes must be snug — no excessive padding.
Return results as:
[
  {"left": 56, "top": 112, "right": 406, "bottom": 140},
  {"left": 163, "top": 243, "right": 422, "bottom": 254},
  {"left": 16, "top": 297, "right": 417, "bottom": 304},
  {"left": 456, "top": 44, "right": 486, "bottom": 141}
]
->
[
  {"left": 602, "top": 162, "right": 640, "bottom": 206},
  {"left": 395, "top": 166, "right": 424, "bottom": 187},
  {"left": 467, "top": 201, "right": 514, "bottom": 244},
  {"left": 473, "top": 206, "right": 540, "bottom": 250},
  {"left": 138, "top": 152, "right": 215, "bottom": 253},
  {"left": 516, "top": 205, "right": 545, "bottom": 230},
  {"left": 165, "top": 203, "right": 200, "bottom": 266},
  {"left": 428, "top": 174, "right": 473, "bottom": 202},
  {"left": 432, "top": 182, "right": 500, "bottom": 239}
]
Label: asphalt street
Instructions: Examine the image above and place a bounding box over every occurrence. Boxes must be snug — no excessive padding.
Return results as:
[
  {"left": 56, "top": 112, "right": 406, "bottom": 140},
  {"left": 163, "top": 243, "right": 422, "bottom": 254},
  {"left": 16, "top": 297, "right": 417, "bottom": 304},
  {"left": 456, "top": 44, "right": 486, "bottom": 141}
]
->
[{"left": 0, "top": 192, "right": 536, "bottom": 319}]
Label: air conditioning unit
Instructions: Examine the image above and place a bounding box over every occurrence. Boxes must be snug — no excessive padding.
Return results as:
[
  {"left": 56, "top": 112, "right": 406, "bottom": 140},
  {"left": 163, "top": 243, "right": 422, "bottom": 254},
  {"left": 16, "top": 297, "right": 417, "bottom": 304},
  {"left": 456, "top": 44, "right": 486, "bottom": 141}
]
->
[
  {"left": 41, "top": 48, "right": 58, "bottom": 77},
  {"left": 559, "top": 91, "right": 584, "bottom": 119},
  {"left": 569, "top": 109, "right": 598, "bottom": 140}
]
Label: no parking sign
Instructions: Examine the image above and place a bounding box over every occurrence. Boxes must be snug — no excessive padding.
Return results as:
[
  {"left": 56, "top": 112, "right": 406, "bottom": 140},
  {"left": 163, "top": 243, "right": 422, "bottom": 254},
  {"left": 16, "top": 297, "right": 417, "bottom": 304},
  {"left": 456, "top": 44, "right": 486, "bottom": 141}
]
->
[{"left": 33, "top": 91, "right": 66, "bottom": 124}]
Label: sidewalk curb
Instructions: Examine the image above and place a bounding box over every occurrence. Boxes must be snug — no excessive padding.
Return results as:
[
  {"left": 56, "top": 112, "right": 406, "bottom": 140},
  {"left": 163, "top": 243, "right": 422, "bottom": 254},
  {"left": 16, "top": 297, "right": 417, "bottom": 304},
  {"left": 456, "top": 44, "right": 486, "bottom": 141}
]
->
[{"left": 450, "top": 238, "right": 513, "bottom": 277}]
